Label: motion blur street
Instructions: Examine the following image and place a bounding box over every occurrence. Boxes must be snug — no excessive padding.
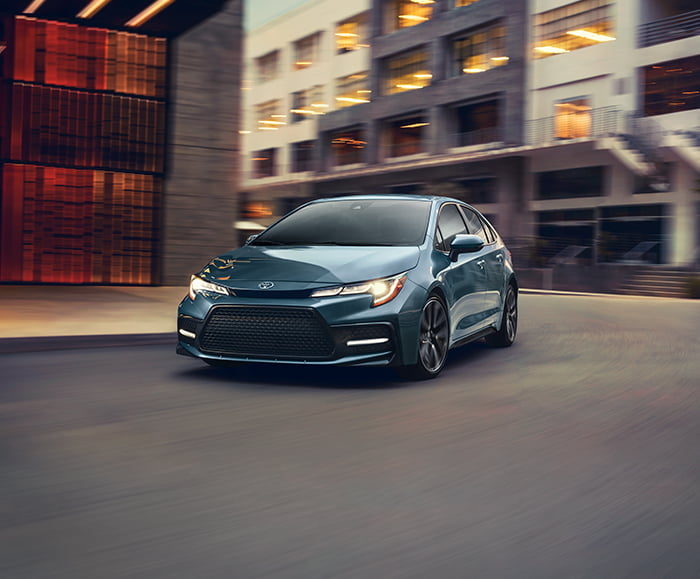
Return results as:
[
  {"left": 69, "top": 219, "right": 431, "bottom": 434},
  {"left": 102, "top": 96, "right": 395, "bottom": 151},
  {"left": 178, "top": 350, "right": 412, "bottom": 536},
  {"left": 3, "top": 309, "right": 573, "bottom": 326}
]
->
[{"left": 2, "top": 293, "right": 699, "bottom": 578}]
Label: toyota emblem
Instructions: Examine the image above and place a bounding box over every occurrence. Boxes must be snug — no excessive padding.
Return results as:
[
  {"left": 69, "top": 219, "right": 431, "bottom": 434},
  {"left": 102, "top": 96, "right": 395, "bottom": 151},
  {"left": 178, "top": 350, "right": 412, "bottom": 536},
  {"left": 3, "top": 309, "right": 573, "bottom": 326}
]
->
[{"left": 258, "top": 281, "right": 275, "bottom": 289}]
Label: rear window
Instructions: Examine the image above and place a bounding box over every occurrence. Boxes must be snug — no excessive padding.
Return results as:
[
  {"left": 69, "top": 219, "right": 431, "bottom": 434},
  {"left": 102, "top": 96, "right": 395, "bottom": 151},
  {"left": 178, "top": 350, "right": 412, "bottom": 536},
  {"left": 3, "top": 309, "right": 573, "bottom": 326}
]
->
[{"left": 251, "top": 199, "right": 431, "bottom": 246}]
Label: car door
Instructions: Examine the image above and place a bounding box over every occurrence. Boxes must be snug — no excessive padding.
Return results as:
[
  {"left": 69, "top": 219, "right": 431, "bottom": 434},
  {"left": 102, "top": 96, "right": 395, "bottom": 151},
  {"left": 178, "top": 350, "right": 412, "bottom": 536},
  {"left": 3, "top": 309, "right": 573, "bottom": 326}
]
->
[
  {"left": 460, "top": 206, "right": 504, "bottom": 327},
  {"left": 434, "top": 203, "right": 489, "bottom": 343}
]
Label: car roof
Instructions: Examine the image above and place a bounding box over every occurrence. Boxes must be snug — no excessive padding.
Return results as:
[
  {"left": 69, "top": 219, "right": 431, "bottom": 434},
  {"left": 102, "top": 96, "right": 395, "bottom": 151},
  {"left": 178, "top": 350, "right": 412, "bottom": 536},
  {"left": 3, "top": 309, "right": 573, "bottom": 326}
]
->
[{"left": 308, "top": 194, "right": 465, "bottom": 205}]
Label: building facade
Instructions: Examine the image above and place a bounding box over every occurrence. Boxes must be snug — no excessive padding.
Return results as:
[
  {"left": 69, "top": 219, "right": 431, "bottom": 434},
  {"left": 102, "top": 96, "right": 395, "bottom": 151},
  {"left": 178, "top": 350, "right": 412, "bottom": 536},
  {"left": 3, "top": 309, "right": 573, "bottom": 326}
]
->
[
  {"left": 0, "top": 0, "right": 242, "bottom": 286},
  {"left": 242, "top": 0, "right": 699, "bottom": 268}
]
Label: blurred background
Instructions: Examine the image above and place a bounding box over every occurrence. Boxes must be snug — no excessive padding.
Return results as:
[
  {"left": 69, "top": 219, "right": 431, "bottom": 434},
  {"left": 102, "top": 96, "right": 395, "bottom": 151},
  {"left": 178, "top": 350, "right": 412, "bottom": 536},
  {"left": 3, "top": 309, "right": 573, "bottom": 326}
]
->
[{"left": 0, "top": 0, "right": 698, "bottom": 296}]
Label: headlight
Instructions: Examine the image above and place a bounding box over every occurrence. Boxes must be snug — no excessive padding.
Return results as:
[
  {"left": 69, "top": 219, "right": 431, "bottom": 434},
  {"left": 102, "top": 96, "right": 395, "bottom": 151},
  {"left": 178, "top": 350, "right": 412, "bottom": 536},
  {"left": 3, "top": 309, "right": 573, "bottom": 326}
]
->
[
  {"left": 311, "top": 273, "right": 407, "bottom": 307},
  {"left": 189, "top": 275, "right": 229, "bottom": 300}
]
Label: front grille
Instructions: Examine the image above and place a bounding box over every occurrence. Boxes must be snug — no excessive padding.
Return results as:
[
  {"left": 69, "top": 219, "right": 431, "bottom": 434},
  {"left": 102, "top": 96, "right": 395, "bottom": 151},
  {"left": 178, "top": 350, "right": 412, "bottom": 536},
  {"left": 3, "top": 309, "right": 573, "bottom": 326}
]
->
[{"left": 199, "top": 306, "right": 335, "bottom": 359}]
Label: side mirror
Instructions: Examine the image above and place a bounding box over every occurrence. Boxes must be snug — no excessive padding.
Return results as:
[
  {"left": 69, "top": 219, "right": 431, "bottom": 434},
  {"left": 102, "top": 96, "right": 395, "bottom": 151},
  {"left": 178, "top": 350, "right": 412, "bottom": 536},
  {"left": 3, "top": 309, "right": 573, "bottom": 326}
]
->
[
  {"left": 449, "top": 234, "right": 484, "bottom": 261},
  {"left": 245, "top": 233, "right": 260, "bottom": 244}
]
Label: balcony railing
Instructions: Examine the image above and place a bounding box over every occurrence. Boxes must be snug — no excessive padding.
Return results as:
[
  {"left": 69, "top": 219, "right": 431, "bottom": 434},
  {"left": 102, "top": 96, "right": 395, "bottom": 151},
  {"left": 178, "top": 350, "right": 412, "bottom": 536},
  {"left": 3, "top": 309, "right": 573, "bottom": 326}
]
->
[
  {"left": 638, "top": 9, "right": 700, "bottom": 48},
  {"left": 450, "top": 126, "right": 502, "bottom": 148},
  {"left": 525, "top": 106, "right": 622, "bottom": 147}
]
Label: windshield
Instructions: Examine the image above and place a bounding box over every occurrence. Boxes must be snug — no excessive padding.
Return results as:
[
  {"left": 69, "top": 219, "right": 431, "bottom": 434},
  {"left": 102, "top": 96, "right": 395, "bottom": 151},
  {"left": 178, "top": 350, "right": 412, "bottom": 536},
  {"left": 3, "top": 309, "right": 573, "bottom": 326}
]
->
[{"left": 251, "top": 199, "right": 431, "bottom": 246}]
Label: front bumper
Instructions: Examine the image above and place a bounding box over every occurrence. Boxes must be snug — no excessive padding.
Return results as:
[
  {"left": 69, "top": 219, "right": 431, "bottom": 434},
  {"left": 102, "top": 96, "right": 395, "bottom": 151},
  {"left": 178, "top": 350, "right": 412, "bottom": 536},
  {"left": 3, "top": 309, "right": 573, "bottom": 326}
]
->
[{"left": 176, "top": 288, "right": 423, "bottom": 367}]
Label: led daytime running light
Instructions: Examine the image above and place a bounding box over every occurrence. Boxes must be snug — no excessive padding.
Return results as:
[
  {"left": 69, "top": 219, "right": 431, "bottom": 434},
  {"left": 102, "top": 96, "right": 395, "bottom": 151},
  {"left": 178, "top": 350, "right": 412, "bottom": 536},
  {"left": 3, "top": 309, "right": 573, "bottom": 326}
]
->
[
  {"left": 311, "top": 273, "right": 407, "bottom": 306},
  {"left": 189, "top": 275, "right": 229, "bottom": 300}
]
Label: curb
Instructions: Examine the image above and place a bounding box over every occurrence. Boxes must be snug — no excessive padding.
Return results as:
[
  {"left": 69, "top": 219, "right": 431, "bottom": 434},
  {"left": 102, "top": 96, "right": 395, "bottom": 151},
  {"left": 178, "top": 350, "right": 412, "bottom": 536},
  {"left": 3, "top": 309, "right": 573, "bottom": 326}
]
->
[{"left": 0, "top": 332, "right": 176, "bottom": 354}]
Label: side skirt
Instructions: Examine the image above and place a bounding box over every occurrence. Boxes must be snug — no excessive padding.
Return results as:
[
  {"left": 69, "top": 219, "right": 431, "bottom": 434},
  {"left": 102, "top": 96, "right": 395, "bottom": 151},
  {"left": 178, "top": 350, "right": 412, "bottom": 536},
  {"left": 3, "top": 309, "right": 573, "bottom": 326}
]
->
[{"left": 449, "top": 327, "right": 495, "bottom": 350}]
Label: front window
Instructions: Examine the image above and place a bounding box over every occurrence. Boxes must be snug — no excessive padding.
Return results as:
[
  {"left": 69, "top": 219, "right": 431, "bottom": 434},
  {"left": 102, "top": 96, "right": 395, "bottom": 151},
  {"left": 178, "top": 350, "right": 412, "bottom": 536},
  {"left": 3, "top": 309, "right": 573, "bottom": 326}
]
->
[
  {"left": 330, "top": 127, "right": 366, "bottom": 166},
  {"left": 255, "top": 99, "right": 285, "bottom": 131},
  {"left": 555, "top": 98, "right": 591, "bottom": 139},
  {"left": 452, "top": 23, "right": 508, "bottom": 75},
  {"left": 533, "top": 0, "right": 614, "bottom": 58},
  {"left": 291, "top": 140, "right": 315, "bottom": 172},
  {"left": 643, "top": 55, "right": 700, "bottom": 117},
  {"left": 251, "top": 199, "right": 432, "bottom": 246},
  {"left": 255, "top": 50, "right": 279, "bottom": 83},
  {"left": 336, "top": 12, "right": 370, "bottom": 53},
  {"left": 252, "top": 148, "right": 277, "bottom": 178},
  {"left": 293, "top": 32, "right": 322, "bottom": 70},
  {"left": 291, "top": 86, "right": 327, "bottom": 122},
  {"left": 386, "top": 115, "right": 428, "bottom": 157},
  {"left": 383, "top": 48, "right": 431, "bottom": 95},
  {"left": 384, "top": 0, "right": 435, "bottom": 35},
  {"left": 335, "top": 72, "right": 371, "bottom": 108}
]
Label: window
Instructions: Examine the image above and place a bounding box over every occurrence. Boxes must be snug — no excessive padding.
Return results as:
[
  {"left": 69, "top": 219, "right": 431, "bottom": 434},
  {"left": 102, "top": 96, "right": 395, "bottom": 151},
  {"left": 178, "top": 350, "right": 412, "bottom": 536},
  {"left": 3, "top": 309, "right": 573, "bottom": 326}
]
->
[
  {"left": 252, "top": 148, "right": 277, "bottom": 178},
  {"left": 643, "top": 56, "right": 700, "bottom": 117},
  {"left": 293, "top": 32, "right": 321, "bottom": 70},
  {"left": 460, "top": 206, "right": 486, "bottom": 241},
  {"left": 384, "top": 0, "right": 435, "bottom": 34},
  {"left": 436, "top": 204, "right": 468, "bottom": 251},
  {"left": 336, "top": 12, "right": 370, "bottom": 53},
  {"left": 255, "top": 50, "right": 279, "bottom": 83},
  {"left": 555, "top": 98, "right": 591, "bottom": 139},
  {"left": 291, "top": 140, "right": 315, "bottom": 173},
  {"left": 291, "top": 86, "right": 327, "bottom": 122},
  {"left": 533, "top": 0, "right": 614, "bottom": 58},
  {"left": 536, "top": 166, "right": 605, "bottom": 200},
  {"left": 255, "top": 100, "right": 285, "bottom": 131},
  {"left": 386, "top": 114, "right": 428, "bottom": 157},
  {"left": 335, "top": 72, "right": 371, "bottom": 108},
  {"left": 452, "top": 100, "right": 501, "bottom": 146},
  {"left": 330, "top": 127, "right": 366, "bottom": 166},
  {"left": 383, "top": 48, "right": 431, "bottom": 95},
  {"left": 452, "top": 23, "right": 508, "bottom": 75}
]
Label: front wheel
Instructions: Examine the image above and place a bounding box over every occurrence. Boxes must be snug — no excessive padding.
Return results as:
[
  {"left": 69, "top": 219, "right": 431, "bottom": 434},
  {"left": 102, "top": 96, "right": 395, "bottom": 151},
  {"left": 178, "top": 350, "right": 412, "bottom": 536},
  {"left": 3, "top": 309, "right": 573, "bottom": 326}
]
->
[
  {"left": 398, "top": 296, "right": 449, "bottom": 380},
  {"left": 486, "top": 285, "right": 517, "bottom": 348}
]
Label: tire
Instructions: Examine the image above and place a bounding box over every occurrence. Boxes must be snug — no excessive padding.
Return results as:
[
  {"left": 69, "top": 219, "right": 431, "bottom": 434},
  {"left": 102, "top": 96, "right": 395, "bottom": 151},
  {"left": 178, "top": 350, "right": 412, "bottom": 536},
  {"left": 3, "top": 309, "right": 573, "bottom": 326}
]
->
[
  {"left": 486, "top": 285, "right": 517, "bottom": 348},
  {"left": 398, "top": 296, "right": 450, "bottom": 380}
]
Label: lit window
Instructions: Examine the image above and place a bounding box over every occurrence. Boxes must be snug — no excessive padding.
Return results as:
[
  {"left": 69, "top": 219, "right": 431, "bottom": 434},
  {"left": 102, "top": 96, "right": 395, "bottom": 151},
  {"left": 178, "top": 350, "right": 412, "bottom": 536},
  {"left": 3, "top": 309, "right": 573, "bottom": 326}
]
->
[
  {"left": 255, "top": 50, "right": 279, "bottom": 84},
  {"left": 335, "top": 72, "right": 371, "bottom": 108},
  {"left": 385, "top": 0, "right": 435, "bottom": 34},
  {"left": 330, "top": 127, "right": 366, "bottom": 166},
  {"left": 533, "top": 0, "right": 615, "bottom": 58},
  {"left": 454, "top": 0, "right": 479, "bottom": 7},
  {"left": 383, "top": 48, "right": 431, "bottom": 95},
  {"left": 252, "top": 148, "right": 277, "bottom": 178},
  {"left": 290, "top": 85, "right": 327, "bottom": 122},
  {"left": 293, "top": 32, "right": 321, "bottom": 70},
  {"left": 451, "top": 23, "right": 508, "bottom": 76},
  {"left": 555, "top": 98, "right": 591, "bottom": 139},
  {"left": 336, "top": 12, "right": 370, "bottom": 53},
  {"left": 643, "top": 56, "right": 700, "bottom": 117},
  {"left": 386, "top": 114, "right": 428, "bottom": 157},
  {"left": 255, "top": 100, "right": 285, "bottom": 131}
]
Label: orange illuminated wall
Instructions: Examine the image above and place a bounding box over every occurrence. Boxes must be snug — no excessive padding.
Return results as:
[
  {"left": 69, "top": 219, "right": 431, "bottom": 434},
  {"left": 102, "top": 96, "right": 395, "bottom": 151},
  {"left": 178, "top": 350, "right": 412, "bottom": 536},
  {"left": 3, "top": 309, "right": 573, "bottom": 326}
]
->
[{"left": 0, "top": 16, "right": 167, "bottom": 284}]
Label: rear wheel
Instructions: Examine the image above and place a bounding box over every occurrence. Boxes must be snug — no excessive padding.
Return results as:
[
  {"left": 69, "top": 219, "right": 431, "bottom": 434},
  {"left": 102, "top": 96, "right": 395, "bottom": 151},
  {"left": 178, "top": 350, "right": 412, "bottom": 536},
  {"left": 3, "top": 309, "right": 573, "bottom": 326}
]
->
[
  {"left": 398, "top": 296, "right": 449, "bottom": 380},
  {"left": 486, "top": 285, "right": 517, "bottom": 348}
]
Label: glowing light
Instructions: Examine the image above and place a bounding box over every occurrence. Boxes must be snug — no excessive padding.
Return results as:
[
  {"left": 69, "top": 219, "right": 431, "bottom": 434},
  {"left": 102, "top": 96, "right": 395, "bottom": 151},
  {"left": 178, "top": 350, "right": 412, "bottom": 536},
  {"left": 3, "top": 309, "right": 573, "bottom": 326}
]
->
[
  {"left": 259, "top": 120, "right": 285, "bottom": 125},
  {"left": 463, "top": 67, "right": 485, "bottom": 73},
  {"left": 335, "top": 97, "right": 370, "bottom": 104},
  {"left": 400, "top": 122, "right": 430, "bottom": 129},
  {"left": 411, "top": 0, "right": 435, "bottom": 4},
  {"left": 535, "top": 46, "right": 569, "bottom": 54},
  {"left": 295, "top": 61, "right": 312, "bottom": 67},
  {"left": 396, "top": 84, "right": 423, "bottom": 90},
  {"left": 311, "top": 103, "right": 329, "bottom": 108},
  {"left": 336, "top": 33, "right": 359, "bottom": 37},
  {"left": 399, "top": 14, "right": 428, "bottom": 22},
  {"left": 491, "top": 56, "right": 510, "bottom": 61},
  {"left": 290, "top": 109, "right": 314, "bottom": 115},
  {"left": 413, "top": 73, "right": 433, "bottom": 79},
  {"left": 126, "top": 0, "right": 176, "bottom": 27},
  {"left": 566, "top": 29, "right": 615, "bottom": 42},
  {"left": 239, "top": 130, "right": 251, "bottom": 134},
  {"left": 24, "top": 0, "right": 47, "bottom": 13}
]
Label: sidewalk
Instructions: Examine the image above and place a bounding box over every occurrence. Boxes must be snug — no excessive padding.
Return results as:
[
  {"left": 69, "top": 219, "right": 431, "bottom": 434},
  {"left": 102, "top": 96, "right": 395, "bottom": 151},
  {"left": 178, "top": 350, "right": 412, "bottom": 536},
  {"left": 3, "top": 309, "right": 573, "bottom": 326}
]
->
[{"left": 0, "top": 285, "right": 187, "bottom": 352}]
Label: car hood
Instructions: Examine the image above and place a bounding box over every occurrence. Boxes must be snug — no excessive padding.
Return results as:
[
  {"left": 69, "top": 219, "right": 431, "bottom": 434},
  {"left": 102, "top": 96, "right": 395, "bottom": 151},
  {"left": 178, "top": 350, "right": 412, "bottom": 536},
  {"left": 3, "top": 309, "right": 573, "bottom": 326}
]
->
[{"left": 198, "top": 245, "right": 421, "bottom": 291}]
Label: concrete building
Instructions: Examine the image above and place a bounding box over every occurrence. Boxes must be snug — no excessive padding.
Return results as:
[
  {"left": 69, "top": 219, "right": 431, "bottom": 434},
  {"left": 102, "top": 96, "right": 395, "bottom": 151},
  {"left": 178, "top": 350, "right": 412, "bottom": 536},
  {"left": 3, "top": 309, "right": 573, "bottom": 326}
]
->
[
  {"left": 525, "top": 0, "right": 700, "bottom": 267},
  {"left": 0, "top": 0, "right": 242, "bottom": 286}
]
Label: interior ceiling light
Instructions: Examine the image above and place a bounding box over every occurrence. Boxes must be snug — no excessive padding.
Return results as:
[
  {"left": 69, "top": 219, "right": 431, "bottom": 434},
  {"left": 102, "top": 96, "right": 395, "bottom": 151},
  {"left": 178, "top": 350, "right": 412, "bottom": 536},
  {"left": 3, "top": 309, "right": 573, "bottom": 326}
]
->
[
  {"left": 24, "top": 0, "right": 47, "bottom": 13},
  {"left": 335, "top": 96, "right": 370, "bottom": 103},
  {"left": 336, "top": 32, "right": 359, "bottom": 37},
  {"left": 491, "top": 56, "right": 509, "bottom": 61},
  {"left": 463, "top": 67, "right": 485, "bottom": 73},
  {"left": 413, "top": 73, "right": 432, "bottom": 79},
  {"left": 396, "top": 84, "right": 422, "bottom": 90},
  {"left": 400, "top": 122, "right": 430, "bottom": 129},
  {"left": 77, "top": 0, "right": 111, "bottom": 18},
  {"left": 411, "top": 0, "right": 435, "bottom": 4},
  {"left": 399, "top": 14, "right": 428, "bottom": 21},
  {"left": 126, "top": 0, "right": 175, "bottom": 27},
  {"left": 566, "top": 29, "right": 615, "bottom": 42},
  {"left": 534, "top": 46, "right": 569, "bottom": 54}
]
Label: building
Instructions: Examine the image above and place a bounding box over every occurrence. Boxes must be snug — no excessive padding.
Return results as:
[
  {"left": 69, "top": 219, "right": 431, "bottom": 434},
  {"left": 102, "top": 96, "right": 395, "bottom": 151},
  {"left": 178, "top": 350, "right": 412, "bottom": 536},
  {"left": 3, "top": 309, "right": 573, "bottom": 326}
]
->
[
  {"left": 0, "top": 0, "right": 242, "bottom": 285},
  {"left": 525, "top": 0, "right": 699, "bottom": 266},
  {"left": 242, "top": 0, "right": 699, "bottom": 269}
]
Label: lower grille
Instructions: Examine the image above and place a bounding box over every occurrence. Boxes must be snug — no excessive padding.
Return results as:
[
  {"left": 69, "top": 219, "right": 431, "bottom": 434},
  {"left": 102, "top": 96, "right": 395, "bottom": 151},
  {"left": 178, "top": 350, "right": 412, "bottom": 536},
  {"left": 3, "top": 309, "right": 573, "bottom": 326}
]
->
[{"left": 199, "top": 306, "right": 335, "bottom": 359}]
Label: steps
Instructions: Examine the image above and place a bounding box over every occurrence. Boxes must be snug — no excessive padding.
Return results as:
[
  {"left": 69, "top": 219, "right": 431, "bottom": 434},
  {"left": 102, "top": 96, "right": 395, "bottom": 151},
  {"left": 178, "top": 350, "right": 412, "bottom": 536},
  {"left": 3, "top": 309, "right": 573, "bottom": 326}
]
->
[{"left": 618, "top": 267, "right": 696, "bottom": 298}]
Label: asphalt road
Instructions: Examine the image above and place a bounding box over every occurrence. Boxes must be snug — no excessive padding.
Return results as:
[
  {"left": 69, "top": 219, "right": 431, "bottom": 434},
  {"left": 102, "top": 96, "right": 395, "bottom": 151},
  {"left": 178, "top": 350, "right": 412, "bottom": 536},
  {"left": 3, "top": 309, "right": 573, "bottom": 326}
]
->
[{"left": 1, "top": 294, "right": 699, "bottom": 579}]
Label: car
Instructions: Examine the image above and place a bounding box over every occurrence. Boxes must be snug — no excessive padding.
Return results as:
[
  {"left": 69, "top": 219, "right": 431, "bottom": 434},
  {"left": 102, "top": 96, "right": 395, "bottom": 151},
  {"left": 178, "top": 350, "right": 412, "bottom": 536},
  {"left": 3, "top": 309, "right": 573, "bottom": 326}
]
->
[{"left": 177, "top": 195, "right": 518, "bottom": 379}]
